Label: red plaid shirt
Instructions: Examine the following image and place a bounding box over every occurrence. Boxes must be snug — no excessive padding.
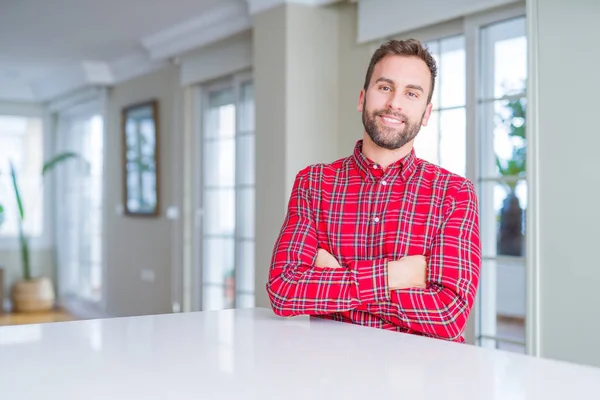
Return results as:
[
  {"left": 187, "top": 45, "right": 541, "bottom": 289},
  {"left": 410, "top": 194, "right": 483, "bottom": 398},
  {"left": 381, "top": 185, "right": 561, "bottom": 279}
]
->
[{"left": 266, "top": 140, "right": 481, "bottom": 342}]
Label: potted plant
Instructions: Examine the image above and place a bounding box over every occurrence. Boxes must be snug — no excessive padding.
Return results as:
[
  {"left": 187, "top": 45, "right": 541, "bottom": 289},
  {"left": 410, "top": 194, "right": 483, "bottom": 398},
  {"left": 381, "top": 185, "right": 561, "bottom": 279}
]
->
[
  {"left": 6, "top": 152, "right": 83, "bottom": 312},
  {"left": 496, "top": 97, "right": 526, "bottom": 256}
]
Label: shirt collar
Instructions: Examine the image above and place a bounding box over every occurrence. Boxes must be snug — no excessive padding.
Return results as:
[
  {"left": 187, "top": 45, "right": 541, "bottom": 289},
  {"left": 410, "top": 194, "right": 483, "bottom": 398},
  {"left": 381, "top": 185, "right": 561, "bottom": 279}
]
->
[{"left": 351, "top": 140, "right": 417, "bottom": 182}]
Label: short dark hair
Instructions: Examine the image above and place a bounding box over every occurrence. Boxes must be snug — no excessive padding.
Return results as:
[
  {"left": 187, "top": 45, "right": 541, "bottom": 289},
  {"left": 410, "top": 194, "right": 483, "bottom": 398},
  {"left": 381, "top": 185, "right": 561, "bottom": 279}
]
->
[{"left": 363, "top": 38, "right": 438, "bottom": 104}]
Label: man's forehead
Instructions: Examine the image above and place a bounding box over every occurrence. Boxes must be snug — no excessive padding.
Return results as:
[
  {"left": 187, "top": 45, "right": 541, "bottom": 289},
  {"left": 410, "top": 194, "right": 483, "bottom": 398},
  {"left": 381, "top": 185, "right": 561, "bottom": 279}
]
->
[{"left": 371, "top": 56, "right": 431, "bottom": 86}]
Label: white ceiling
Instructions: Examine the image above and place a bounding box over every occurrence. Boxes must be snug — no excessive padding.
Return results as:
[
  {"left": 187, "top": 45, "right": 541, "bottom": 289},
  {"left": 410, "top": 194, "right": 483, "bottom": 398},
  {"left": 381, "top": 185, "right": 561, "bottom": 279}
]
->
[
  {"left": 0, "top": 0, "right": 239, "bottom": 102},
  {"left": 0, "top": 0, "right": 345, "bottom": 103}
]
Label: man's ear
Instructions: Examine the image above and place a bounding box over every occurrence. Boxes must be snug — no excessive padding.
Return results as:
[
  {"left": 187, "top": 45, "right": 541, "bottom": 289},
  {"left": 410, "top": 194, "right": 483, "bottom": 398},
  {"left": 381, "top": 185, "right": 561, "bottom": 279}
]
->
[
  {"left": 421, "top": 102, "right": 434, "bottom": 126},
  {"left": 357, "top": 89, "right": 365, "bottom": 112}
]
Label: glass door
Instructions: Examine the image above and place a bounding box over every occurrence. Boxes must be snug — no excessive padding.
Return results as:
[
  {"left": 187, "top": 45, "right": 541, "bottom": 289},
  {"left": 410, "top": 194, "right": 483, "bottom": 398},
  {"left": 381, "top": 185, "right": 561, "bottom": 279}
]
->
[
  {"left": 199, "top": 72, "right": 255, "bottom": 311},
  {"left": 476, "top": 16, "right": 528, "bottom": 353}
]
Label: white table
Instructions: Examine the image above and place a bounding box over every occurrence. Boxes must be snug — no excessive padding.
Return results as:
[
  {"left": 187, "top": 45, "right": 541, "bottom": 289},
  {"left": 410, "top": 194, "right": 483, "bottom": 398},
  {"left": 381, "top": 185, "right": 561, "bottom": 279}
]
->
[{"left": 0, "top": 308, "right": 599, "bottom": 399}]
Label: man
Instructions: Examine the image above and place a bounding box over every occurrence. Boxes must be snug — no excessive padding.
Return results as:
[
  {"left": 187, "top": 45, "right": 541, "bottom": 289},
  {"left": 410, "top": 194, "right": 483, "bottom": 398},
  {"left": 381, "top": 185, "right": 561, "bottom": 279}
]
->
[{"left": 266, "top": 38, "right": 481, "bottom": 342}]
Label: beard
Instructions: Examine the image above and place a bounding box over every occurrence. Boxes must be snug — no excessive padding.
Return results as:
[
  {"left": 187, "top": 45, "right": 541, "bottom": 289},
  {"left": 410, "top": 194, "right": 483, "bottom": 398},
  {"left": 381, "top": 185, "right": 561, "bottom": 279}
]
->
[{"left": 362, "top": 100, "right": 425, "bottom": 151}]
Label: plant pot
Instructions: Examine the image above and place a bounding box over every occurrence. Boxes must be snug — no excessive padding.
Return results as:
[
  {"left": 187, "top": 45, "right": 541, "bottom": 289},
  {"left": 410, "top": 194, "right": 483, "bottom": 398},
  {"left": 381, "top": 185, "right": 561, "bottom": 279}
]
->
[
  {"left": 497, "top": 191, "right": 524, "bottom": 256},
  {"left": 11, "top": 277, "right": 55, "bottom": 313}
]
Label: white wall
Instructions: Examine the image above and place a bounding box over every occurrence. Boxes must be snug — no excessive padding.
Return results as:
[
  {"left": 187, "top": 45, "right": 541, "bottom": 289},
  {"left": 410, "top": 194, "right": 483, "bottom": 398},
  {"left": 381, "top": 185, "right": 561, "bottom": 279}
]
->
[
  {"left": 530, "top": 0, "right": 600, "bottom": 368},
  {"left": 253, "top": 3, "right": 340, "bottom": 307},
  {"left": 337, "top": 3, "right": 373, "bottom": 159},
  {"left": 180, "top": 30, "right": 253, "bottom": 87},
  {"left": 104, "top": 65, "right": 183, "bottom": 317}
]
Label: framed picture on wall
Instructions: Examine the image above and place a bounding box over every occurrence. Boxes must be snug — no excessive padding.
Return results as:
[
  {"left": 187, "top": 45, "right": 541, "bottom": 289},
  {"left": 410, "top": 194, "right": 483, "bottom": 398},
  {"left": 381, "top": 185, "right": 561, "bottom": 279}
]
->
[{"left": 121, "top": 99, "right": 160, "bottom": 217}]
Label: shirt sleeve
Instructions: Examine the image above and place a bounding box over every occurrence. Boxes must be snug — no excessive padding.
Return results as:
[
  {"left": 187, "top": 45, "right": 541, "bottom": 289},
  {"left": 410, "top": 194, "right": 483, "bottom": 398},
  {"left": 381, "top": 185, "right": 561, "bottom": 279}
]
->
[
  {"left": 266, "top": 169, "right": 387, "bottom": 316},
  {"left": 355, "top": 180, "right": 482, "bottom": 341}
]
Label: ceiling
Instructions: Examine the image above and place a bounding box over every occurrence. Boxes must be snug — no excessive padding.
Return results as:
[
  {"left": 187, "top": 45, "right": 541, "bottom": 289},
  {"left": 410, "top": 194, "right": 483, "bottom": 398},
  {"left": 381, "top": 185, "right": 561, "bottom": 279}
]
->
[
  {"left": 0, "top": 0, "right": 347, "bottom": 103},
  {"left": 0, "top": 0, "right": 240, "bottom": 102}
]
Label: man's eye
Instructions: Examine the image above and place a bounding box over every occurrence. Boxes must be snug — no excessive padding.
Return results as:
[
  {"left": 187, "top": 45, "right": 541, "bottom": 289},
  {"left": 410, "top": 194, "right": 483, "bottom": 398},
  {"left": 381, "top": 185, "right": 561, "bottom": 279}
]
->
[{"left": 380, "top": 86, "right": 391, "bottom": 92}]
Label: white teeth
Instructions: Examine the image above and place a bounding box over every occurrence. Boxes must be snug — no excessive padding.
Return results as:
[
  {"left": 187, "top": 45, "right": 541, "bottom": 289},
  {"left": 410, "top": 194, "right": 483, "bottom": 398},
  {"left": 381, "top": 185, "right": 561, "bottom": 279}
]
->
[{"left": 382, "top": 116, "right": 402, "bottom": 124}]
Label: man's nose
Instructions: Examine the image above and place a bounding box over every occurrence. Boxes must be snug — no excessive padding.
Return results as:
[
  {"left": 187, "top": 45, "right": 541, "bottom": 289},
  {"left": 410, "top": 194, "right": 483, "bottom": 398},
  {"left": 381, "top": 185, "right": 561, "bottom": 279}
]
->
[{"left": 386, "top": 92, "right": 404, "bottom": 110}]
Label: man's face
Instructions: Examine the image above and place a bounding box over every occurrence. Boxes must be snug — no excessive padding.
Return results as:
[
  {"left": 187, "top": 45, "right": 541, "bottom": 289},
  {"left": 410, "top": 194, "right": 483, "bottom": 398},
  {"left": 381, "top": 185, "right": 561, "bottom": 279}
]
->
[{"left": 358, "top": 55, "right": 433, "bottom": 151}]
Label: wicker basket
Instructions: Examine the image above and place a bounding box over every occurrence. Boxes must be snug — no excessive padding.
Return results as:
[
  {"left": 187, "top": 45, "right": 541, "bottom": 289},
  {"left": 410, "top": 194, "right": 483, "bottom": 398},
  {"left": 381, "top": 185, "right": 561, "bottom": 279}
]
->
[{"left": 11, "top": 277, "right": 55, "bottom": 313}]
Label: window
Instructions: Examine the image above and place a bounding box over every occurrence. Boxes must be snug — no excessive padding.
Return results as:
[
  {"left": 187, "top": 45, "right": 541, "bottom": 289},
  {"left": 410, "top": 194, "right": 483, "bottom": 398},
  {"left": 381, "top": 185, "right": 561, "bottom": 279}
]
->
[
  {"left": 199, "top": 74, "right": 255, "bottom": 310},
  {"left": 415, "top": 35, "right": 466, "bottom": 177},
  {"left": 0, "top": 115, "right": 44, "bottom": 239},
  {"left": 389, "top": 5, "right": 527, "bottom": 353},
  {"left": 55, "top": 114, "right": 104, "bottom": 302},
  {"left": 476, "top": 16, "right": 527, "bottom": 353}
]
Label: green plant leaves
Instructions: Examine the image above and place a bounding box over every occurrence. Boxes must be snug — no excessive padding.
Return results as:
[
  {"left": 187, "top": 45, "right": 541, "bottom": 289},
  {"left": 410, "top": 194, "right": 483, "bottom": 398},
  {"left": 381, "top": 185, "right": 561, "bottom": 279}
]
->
[
  {"left": 42, "top": 151, "right": 82, "bottom": 176},
  {"left": 9, "top": 161, "right": 24, "bottom": 221}
]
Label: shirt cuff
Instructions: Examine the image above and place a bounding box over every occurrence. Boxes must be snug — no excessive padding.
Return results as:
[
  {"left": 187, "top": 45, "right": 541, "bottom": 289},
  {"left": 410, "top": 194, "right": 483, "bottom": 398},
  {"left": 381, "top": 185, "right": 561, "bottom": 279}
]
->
[{"left": 349, "top": 258, "right": 390, "bottom": 304}]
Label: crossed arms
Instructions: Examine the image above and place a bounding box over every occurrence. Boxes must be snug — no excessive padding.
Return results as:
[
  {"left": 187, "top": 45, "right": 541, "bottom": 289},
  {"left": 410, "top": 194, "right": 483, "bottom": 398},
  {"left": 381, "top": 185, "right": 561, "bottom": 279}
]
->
[{"left": 266, "top": 172, "right": 482, "bottom": 341}]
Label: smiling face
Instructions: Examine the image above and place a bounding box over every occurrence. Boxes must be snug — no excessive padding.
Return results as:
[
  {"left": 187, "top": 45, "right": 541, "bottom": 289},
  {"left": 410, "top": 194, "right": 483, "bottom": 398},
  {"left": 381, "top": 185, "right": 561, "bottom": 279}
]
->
[{"left": 358, "top": 54, "right": 433, "bottom": 151}]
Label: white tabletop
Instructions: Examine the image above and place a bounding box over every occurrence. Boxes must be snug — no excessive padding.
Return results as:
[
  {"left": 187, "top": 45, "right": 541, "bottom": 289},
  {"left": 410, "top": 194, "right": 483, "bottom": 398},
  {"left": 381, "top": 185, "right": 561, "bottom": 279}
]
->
[{"left": 0, "top": 307, "right": 599, "bottom": 399}]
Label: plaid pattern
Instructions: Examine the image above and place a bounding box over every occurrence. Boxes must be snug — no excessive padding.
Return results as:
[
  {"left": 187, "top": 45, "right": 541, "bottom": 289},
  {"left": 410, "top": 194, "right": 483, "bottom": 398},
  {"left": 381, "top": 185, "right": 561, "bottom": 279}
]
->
[{"left": 267, "top": 140, "right": 481, "bottom": 342}]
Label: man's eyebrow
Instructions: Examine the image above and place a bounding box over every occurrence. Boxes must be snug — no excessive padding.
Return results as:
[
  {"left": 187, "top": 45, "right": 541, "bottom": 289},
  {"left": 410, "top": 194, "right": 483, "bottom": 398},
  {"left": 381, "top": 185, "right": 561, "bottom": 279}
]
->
[
  {"left": 375, "top": 77, "right": 395, "bottom": 86},
  {"left": 375, "top": 78, "right": 425, "bottom": 93},
  {"left": 405, "top": 84, "right": 424, "bottom": 93}
]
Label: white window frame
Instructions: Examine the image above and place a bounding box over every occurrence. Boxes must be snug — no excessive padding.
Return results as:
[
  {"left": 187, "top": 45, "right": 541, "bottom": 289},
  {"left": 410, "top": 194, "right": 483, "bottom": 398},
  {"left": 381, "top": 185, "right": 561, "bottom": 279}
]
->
[
  {"left": 372, "top": 1, "right": 528, "bottom": 351},
  {"left": 464, "top": 3, "right": 529, "bottom": 354},
  {"left": 49, "top": 88, "right": 109, "bottom": 318},
  {"left": 0, "top": 102, "right": 53, "bottom": 251},
  {"left": 191, "top": 70, "right": 254, "bottom": 311}
]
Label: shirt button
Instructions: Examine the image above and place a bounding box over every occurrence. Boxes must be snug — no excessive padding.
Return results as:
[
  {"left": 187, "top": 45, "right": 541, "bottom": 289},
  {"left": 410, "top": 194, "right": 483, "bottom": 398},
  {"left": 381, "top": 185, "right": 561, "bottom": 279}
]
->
[
  {"left": 381, "top": 180, "right": 388, "bottom": 186},
  {"left": 373, "top": 164, "right": 379, "bottom": 169},
  {"left": 373, "top": 217, "right": 380, "bottom": 223}
]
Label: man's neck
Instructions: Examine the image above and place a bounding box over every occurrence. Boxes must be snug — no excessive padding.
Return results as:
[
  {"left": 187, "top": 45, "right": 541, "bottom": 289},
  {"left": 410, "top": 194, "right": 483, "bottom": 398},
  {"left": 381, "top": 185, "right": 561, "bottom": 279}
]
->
[{"left": 361, "top": 133, "right": 413, "bottom": 170}]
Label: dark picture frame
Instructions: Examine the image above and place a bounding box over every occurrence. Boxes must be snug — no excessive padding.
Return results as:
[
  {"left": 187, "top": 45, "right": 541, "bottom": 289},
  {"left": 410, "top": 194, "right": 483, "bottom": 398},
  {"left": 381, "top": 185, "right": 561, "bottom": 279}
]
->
[{"left": 121, "top": 100, "right": 160, "bottom": 217}]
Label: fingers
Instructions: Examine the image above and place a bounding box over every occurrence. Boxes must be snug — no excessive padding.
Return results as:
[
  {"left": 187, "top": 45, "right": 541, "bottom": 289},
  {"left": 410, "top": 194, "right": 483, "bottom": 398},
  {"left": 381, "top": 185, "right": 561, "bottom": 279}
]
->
[{"left": 315, "top": 248, "right": 342, "bottom": 268}]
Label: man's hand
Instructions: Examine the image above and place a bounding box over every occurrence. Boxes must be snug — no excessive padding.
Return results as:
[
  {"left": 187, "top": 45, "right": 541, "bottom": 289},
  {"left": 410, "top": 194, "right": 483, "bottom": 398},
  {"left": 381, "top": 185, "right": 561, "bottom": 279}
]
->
[
  {"left": 315, "top": 248, "right": 342, "bottom": 269},
  {"left": 388, "top": 255, "right": 427, "bottom": 290}
]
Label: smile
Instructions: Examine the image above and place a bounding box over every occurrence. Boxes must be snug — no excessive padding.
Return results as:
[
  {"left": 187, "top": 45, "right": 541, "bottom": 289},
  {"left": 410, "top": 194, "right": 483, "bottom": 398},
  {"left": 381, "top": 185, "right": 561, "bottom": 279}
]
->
[{"left": 379, "top": 115, "right": 405, "bottom": 126}]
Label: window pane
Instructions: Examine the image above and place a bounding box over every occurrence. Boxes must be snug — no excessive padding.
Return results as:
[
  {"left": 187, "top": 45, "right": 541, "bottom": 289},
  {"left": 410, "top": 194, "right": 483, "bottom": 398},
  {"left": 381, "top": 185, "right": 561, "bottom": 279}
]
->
[
  {"left": 54, "top": 114, "right": 104, "bottom": 302},
  {"left": 439, "top": 108, "right": 466, "bottom": 177},
  {"left": 91, "top": 265, "right": 102, "bottom": 301},
  {"left": 205, "top": 89, "right": 235, "bottom": 139},
  {"left": 478, "top": 16, "right": 527, "bottom": 354},
  {"left": 480, "top": 180, "right": 527, "bottom": 258},
  {"left": 237, "top": 240, "right": 254, "bottom": 292},
  {"left": 481, "top": 17, "right": 527, "bottom": 99},
  {"left": 414, "top": 110, "right": 439, "bottom": 165},
  {"left": 203, "top": 189, "right": 235, "bottom": 236},
  {"left": 208, "top": 88, "right": 234, "bottom": 108},
  {"left": 0, "top": 115, "right": 44, "bottom": 237},
  {"left": 440, "top": 36, "right": 466, "bottom": 108},
  {"left": 203, "top": 238, "right": 235, "bottom": 285},
  {"left": 237, "top": 188, "right": 254, "bottom": 239},
  {"left": 203, "top": 285, "right": 235, "bottom": 311},
  {"left": 236, "top": 293, "right": 255, "bottom": 309},
  {"left": 425, "top": 40, "right": 441, "bottom": 107},
  {"left": 478, "top": 259, "right": 526, "bottom": 353},
  {"left": 494, "top": 98, "right": 526, "bottom": 179},
  {"left": 239, "top": 82, "right": 255, "bottom": 133},
  {"left": 237, "top": 134, "right": 255, "bottom": 186},
  {"left": 203, "top": 139, "right": 235, "bottom": 187}
]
